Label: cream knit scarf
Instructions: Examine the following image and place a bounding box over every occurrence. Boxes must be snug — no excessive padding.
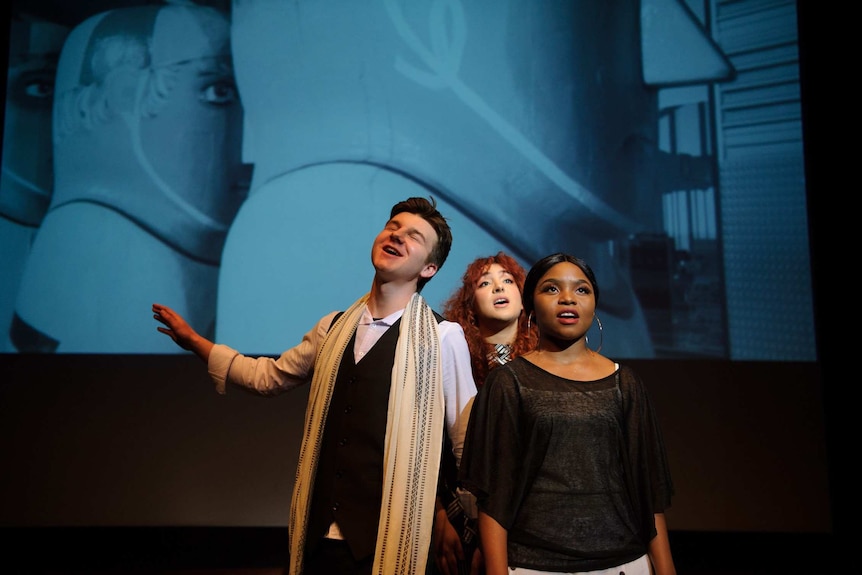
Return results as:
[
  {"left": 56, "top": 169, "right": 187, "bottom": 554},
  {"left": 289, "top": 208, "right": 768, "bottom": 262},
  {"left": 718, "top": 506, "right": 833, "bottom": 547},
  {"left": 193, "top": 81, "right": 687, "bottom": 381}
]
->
[{"left": 288, "top": 292, "right": 444, "bottom": 575}]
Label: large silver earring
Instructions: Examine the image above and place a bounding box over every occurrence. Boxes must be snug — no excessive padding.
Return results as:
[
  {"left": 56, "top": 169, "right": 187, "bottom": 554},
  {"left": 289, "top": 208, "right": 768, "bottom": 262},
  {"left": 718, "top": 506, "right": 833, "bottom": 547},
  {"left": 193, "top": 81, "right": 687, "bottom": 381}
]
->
[
  {"left": 589, "top": 314, "right": 603, "bottom": 353},
  {"left": 527, "top": 313, "right": 533, "bottom": 331}
]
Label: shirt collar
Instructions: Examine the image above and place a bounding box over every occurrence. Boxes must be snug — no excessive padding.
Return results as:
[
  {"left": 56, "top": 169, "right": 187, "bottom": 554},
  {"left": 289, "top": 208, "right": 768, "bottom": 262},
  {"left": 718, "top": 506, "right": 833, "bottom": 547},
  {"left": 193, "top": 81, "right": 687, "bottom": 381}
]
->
[{"left": 359, "top": 305, "right": 405, "bottom": 326}]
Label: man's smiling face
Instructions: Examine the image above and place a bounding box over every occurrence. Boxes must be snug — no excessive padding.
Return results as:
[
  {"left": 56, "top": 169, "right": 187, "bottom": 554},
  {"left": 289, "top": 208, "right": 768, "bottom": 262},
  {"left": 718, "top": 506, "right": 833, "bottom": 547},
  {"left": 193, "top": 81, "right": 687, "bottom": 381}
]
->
[{"left": 371, "top": 211, "right": 439, "bottom": 285}]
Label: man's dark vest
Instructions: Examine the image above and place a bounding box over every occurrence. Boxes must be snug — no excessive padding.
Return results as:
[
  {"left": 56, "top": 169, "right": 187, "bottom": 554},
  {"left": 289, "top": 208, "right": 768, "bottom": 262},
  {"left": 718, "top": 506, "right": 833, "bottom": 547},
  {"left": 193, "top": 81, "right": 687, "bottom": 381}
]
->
[{"left": 306, "top": 311, "right": 443, "bottom": 561}]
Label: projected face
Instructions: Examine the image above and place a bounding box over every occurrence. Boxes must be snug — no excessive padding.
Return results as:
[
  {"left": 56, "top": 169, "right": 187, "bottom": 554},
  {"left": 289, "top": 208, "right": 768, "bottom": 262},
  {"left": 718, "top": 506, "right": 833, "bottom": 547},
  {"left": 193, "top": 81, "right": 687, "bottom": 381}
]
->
[
  {"left": 11, "top": 5, "right": 245, "bottom": 353},
  {"left": 137, "top": 56, "right": 244, "bottom": 227},
  {"left": 1, "top": 17, "right": 68, "bottom": 225},
  {"left": 0, "top": 16, "right": 68, "bottom": 353},
  {"left": 50, "top": 4, "right": 245, "bottom": 250}
]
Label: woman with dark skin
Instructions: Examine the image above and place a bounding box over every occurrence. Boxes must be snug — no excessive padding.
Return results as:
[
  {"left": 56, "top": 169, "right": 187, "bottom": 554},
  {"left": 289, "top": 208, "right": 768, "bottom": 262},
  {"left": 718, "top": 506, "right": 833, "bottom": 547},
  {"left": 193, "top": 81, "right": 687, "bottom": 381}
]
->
[
  {"left": 459, "top": 253, "right": 676, "bottom": 575},
  {"left": 434, "top": 252, "right": 537, "bottom": 575}
]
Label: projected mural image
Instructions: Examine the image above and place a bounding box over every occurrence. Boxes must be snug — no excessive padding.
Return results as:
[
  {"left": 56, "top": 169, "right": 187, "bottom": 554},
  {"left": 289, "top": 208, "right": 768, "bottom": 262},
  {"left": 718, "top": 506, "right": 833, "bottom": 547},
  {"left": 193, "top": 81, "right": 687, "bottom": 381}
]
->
[
  {"left": 0, "top": 0, "right": 815, "bottom": 361},
  {"left": 0, "top": 13, "right": 68, "bottom": 352},
  {"left": 5, "top": 1, "right": 246, "bottom": 353}
]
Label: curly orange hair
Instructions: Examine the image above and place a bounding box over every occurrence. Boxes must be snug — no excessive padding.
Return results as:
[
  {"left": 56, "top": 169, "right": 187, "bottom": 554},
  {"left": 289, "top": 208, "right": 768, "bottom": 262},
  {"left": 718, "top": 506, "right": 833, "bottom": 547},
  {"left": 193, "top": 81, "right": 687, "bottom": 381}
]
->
[{"left": 442, "top": 252, "right": 537, "bottom": 387}]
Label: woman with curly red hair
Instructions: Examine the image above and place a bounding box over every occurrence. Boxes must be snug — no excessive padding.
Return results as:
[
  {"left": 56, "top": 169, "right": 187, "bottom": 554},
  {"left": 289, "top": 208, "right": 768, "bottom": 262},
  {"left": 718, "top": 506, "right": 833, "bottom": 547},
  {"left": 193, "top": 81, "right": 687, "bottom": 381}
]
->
[
  {"left": 443, "top": 252, "right": 537, "bottom": 388},
  {"left": 433, "top": 251, "right": 537, "bottom": 575}
]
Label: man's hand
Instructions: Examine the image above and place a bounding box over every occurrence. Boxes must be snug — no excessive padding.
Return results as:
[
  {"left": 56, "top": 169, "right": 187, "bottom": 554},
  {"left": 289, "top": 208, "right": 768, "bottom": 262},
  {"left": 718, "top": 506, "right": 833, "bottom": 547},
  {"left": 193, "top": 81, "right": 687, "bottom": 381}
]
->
[{"left": 152, "top": 303, "right": 213, "bottom": 361}]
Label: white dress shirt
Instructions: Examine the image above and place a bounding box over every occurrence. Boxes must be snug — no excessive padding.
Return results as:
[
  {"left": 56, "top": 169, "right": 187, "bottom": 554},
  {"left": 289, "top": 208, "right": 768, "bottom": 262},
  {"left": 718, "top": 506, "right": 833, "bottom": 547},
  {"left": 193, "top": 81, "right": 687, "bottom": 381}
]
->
[{"left": 208, "top": 304, "right": 477, "bottom": 466}]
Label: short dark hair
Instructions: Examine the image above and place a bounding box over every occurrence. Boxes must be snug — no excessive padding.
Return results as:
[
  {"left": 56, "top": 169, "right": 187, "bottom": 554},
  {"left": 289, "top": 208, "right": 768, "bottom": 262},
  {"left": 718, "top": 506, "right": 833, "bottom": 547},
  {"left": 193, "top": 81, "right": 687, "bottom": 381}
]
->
[
  {"left": 522, "top": 253, "right": 600, "bottom": 317},
  {"left": 390, "top": 196, "right": 452, "bottom": 290}
]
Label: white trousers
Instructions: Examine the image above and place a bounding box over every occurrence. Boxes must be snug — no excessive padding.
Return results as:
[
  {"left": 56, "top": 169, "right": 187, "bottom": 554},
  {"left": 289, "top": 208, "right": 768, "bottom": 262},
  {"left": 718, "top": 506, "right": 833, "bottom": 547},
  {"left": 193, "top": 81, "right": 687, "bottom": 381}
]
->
[{"left": 509, "top": 554, "right": 650, "bottom": 575}]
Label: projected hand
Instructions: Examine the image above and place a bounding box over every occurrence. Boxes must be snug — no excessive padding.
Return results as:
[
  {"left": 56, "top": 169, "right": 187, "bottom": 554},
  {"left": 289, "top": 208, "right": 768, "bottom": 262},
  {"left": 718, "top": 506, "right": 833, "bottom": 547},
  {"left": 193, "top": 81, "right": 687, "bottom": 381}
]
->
[{"left": 152, "top": 303, "right": 214, "bottom": 361}]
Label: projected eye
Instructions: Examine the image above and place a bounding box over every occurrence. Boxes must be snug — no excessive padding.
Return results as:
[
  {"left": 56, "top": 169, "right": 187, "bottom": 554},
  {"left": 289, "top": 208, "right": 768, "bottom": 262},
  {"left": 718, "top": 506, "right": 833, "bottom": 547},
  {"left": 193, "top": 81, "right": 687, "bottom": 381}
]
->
[
  {"left": 9, "top": 69, "right": 57, "bottom": 108},
  {"left": 24, "top": 77, "right": 54, "bottom": 98},
  {"left": 200, "top": 80, "right": 238, "bottom": 106}
]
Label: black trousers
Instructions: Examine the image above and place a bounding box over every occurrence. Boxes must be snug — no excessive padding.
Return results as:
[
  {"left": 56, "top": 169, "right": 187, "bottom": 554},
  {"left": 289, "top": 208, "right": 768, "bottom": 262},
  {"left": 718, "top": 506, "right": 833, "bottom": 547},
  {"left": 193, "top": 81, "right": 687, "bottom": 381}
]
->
[
  {"left": 302, "top": 537, "right": 436, "bottom": 575},
  {"left": 303, "top": 538, "right": 373, "bottom": 575}
]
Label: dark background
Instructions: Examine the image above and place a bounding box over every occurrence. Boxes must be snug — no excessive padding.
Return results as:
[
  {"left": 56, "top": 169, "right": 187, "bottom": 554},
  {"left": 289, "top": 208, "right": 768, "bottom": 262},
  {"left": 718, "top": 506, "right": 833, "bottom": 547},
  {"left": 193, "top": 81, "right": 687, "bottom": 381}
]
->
[{"left": 0, "top": 1, "right": 849, "bottom": 573}]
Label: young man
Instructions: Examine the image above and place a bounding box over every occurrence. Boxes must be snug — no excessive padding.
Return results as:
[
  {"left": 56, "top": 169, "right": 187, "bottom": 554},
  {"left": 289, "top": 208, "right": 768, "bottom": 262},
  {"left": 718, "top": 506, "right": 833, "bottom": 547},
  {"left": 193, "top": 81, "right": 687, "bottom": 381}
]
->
[{"left": 152, "top": 196, "right": 476, "bottom": 575}]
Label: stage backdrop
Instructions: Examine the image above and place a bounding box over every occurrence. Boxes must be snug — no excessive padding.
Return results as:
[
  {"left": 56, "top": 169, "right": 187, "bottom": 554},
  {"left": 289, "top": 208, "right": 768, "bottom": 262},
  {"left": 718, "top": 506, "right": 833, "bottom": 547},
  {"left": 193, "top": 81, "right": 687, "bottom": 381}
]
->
[
  {"left": 1, "top": 0, "right": 813, "bottom": 361},
  {"left": 1, "top": 0, "right": 833, "bottom": 539}
]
